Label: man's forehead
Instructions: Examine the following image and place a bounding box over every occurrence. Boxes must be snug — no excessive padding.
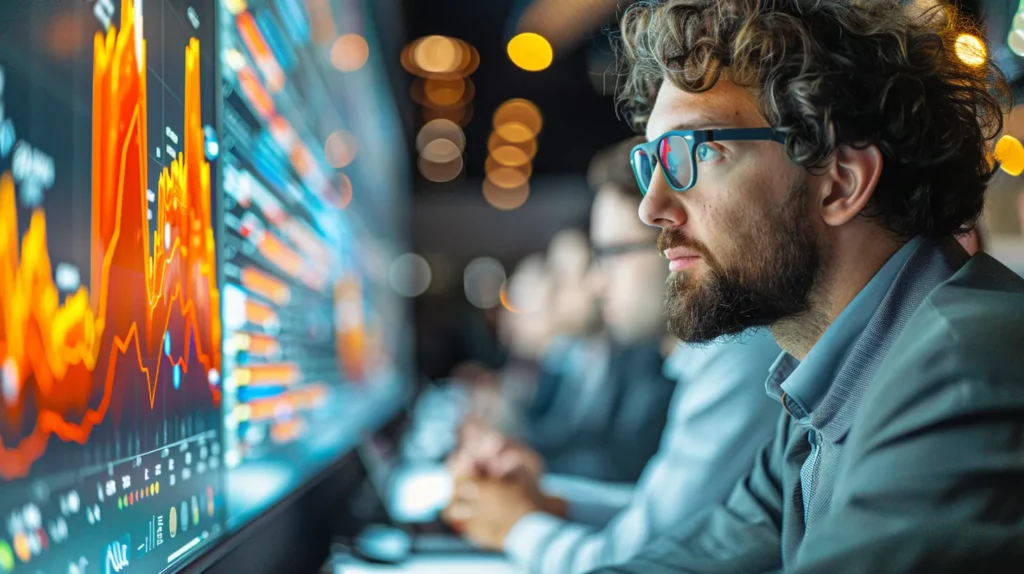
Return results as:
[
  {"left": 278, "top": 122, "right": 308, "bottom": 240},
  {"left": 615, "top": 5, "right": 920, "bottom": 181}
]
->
[{"left": 645, "top": 79, "right": 761, "bottom": 140}]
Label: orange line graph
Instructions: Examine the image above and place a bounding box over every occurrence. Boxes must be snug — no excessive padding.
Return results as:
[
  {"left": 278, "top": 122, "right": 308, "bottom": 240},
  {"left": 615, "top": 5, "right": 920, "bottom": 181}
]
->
[{"left": 0, "top": 0, "right": 221, "bottom": 480}]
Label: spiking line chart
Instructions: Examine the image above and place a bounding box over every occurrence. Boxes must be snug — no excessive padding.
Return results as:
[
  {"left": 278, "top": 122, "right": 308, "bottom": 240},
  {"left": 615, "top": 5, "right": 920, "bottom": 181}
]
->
[{"left": 0, "top": 0, "right": 221, "bottom": 480}]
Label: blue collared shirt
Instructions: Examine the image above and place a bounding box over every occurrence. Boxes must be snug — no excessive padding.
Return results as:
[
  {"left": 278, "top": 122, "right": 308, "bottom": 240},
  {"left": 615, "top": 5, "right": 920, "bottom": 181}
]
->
[{"left": 765, "top": 236, "right": 922, "bottom": 520}]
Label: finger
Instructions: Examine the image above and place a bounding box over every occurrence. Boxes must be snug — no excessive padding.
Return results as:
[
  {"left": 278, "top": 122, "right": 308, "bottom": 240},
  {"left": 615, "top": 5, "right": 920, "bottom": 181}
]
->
[
  {"left": 454, "top": 479, "right": 479, "bottom": 501},
  {"left": 489, "top": 447, "right": 531, "bottom": 478},
  {"left": 477, "top": 430, "right": 505, "bottom": 459},
  {"left": 445, "top": 500, "right": 473, "bottom": 522},
  {"left": 493, "top": 453, "right": 523, "bottom": 479},
  {"left": 447, "top": 451, "right": 474, "bottom": 478}
]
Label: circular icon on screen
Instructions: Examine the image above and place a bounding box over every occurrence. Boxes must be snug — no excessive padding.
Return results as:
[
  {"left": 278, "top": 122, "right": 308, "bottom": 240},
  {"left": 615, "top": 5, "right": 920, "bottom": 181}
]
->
[
  {"left": 191, "top": 496, "right": 199, "bottom": 526},
  {"left": 169, "top": 507, "right": 177, "bottom": 539},
  {"left": 180, "top": 502, "right": 189, "bottom": 532}
]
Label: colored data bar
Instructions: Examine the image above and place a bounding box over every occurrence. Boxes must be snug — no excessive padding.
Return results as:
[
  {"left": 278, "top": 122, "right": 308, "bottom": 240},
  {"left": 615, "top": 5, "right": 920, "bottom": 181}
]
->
[
  {"left": 254, "top": 10, "right": 296, "bottom": 72},
  {"left": 236, "top": 66, "right": 275, "bottom": 120},
  {"left": 236, "top": 12, "right": 285, "bottom": 92},
  {"left": 270, "top": 419, "right": 305, "bottom": 444},
  {"left": 238, "top": 384, "right": 328, "bottom": 422},
  {"left": 231, "top": 332, "right": 281, "bottom": 359},
  {"left": 240, "top": 267, "right": 291, "bottom": 305},
  {"left": 244, "top": 298, "right": 279, "bottom": 330},
  {"left": 232, "top": 362, "right": 300, "bottom": 388},
  {"left": 223, "top": 164, "right": 286, "bottom": 224},
  {"left": 225, "top": 169, "right": 325, "bottom": 289},
  {"left": 257, "top": 232, "right": 303, "bottom": 279}
]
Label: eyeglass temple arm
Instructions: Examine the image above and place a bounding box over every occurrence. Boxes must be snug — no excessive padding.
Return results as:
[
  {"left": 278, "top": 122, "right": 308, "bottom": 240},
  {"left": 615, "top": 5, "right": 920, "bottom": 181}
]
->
[{"left": 709, "top": 128, "right": 786, "bottom": 143}]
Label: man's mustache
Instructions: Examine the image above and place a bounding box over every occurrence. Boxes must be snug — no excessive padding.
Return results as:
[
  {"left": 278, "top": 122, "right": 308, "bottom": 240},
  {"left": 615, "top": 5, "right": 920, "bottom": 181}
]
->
[{"left": 657, "top": 228, "right": 712, "bottom": 260}]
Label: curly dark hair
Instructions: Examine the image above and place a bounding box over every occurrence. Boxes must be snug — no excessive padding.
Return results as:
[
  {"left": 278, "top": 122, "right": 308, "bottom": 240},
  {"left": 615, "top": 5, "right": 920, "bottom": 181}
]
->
[{"left": 616, "top": 0, "right": 1011, "bottom": 238}]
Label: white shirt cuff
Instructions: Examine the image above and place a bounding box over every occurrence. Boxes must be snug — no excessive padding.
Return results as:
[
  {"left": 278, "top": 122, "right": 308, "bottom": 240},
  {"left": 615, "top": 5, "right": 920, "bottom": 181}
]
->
[{"left": 503, "top": 511, "right": 566, "bottom": 568}]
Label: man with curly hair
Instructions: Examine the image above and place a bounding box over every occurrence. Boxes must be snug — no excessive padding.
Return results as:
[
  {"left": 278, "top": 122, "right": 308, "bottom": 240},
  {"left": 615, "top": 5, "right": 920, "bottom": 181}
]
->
[{"left": 586, "top": 0, "right": 1024, "bottom": 572}]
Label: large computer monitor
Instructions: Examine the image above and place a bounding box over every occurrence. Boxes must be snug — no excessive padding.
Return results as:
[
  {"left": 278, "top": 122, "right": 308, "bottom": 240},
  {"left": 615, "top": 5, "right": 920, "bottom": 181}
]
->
[
  {"left": 215, "top": 0, "right": 411, "bottom": 529},
  {"left": 0, "top": 0, "right": 411, "bottom": 571}
]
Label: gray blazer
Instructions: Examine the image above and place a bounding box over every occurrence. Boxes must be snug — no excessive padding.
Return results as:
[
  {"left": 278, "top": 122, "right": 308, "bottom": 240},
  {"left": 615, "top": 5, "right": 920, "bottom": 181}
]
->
[{"left": 589, "top": 236, "right": 1024, "bottom": 573}]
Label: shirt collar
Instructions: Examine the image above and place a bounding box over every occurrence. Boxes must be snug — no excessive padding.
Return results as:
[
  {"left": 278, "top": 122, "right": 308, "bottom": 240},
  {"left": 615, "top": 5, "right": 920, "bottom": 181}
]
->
[{"left": 765, "top": 236, "right": 923, "bottom": 422}]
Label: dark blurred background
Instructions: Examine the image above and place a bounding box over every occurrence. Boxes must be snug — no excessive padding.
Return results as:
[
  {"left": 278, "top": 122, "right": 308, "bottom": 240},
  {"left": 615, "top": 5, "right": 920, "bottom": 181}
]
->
[{"left": 365, "top": 0, "right": 1024, "bottom": 380}]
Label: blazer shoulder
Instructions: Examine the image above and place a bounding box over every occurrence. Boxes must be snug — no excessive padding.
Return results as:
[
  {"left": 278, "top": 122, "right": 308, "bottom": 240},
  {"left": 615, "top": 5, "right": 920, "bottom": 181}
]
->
[{"left": 879, "top": 254, "right": 1024, "bottom": 400}]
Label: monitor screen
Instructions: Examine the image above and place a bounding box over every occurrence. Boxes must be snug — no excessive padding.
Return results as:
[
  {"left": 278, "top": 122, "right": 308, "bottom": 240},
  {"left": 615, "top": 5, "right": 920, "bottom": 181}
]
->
[
  {"left": 0, "top": 0, "right": 225, "bottom": 571},
  {"left": 0, "top": 0, "right": 411, "bottom": 571},
  {"left": 216, "top": 0, "right": 411, "bottom": 528}
]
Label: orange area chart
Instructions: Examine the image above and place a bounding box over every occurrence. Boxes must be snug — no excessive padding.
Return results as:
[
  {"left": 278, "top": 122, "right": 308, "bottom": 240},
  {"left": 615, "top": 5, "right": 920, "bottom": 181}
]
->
[{"left": 0, "top": 0, "right": 221, "bottom": 480}]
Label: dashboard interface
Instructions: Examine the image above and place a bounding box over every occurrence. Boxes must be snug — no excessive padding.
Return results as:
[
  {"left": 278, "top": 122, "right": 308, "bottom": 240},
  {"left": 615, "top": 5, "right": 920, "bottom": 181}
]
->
[{"left": 0, "top": 0, "right": 410, "bottom": 571}]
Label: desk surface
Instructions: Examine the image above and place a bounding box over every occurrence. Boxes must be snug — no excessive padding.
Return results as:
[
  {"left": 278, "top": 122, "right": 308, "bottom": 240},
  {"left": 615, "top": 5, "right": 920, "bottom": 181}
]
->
[{"left": 333, "top": 554, "right": 516, "bottom": 574}]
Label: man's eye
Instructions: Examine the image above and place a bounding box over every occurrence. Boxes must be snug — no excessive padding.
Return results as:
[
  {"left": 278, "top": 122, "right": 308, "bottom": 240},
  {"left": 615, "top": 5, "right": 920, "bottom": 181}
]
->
[{"left": 695, "top": 143, "right": 723, "bottom": 163}]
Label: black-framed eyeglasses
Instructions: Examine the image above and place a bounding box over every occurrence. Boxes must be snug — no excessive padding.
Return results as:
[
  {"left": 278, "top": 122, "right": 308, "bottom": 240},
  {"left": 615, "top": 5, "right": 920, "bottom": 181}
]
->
[{"left": 630, "top": 128, "right": 785, "bottom": 195}]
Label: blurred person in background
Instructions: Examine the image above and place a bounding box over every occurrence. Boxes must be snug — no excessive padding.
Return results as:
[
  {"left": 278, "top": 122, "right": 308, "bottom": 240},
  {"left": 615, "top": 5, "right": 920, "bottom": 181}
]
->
[
  {"left": 441, "top": 138, "right": 781, "bottom": 573},
  {"left": 458, "top": 254, "right": 555, "bottom": 434},
  {"left": 545, "top": 228, "right": 602, "bottom": 337},
  {"left": 457, "top": 225, "right": 672, "bottom": 483},
  {"left": 517, "top": 220, "right": 676, "bottom": 481}
]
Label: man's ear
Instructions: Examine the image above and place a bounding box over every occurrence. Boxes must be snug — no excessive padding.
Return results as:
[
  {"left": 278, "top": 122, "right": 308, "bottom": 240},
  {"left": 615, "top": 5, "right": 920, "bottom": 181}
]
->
[{"left": 815, "top": 144, "right": 883, "bottom": 228}]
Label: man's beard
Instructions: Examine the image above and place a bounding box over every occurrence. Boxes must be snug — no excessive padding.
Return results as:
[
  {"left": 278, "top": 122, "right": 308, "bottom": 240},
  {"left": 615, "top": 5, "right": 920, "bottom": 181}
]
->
[{"left": 661, "top": 182, "right": 821, "bottom": 344}]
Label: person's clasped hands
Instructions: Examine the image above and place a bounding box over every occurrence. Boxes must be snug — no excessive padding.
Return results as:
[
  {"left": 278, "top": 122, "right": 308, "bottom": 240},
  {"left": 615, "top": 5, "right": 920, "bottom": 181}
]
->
[{"left": 442, "top": 418, "right": 565, "bottom": 550}]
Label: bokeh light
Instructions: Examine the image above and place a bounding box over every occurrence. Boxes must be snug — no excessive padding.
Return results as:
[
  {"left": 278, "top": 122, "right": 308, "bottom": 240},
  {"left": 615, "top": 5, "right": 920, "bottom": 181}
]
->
[
  {"left": 411, "top": 77, "right": 475, "bottom": 109},
  {"left": 424, "top": 78, "right": 468, "bottom": 107},
  {"left": 416, "top": 119, "right": 466, "bottom": 153},
  {"left": 954, "top": 33, "right": 986, "bottom": 67},
  {"left": 482, "top": 179, "right": 530, "bottom": 211},
  {"left": 404, "top": 35, "right": 479, "bottom": 185},
  {"left": 490, "top": 145, "right": 531, "bottom": 168},
  {"left": 499, "top": 282, "right": 519, "bottom": 313},
  {"left": 485, "top": 156, "right": 531, "bottom": 188},
  {"left": 487, "top": 132, "right": 537, "bottom": 160},
  {"left": 420, "top": 138, "right": 462, "bottom": 164},
  {"left": 336, "top": 173, "right": 353, "bottom": 209},
  {"left": 330, "top": 34, "right": 369, "bottom": 72},
  {"left": 324, "top": 130, "right": 357, "bottom": 168},
  {"left": 464, "top": 257, "right": 507, "bottom": 309},
  {"left": 418, "top": 155, "right": 464, "bottom": 183},
  {"left": 390, "top": 254, "right": 433, "bottom": 298},
  {"left": 1010, "top": 13, "right": 1024, "bottom": 57},
  {"left": 507, "top": 33, "right": 553, "bottom": 72},
  {"left": 403, "top": 38, "right": 479, "bottom": 79},
  {"left": 413, "top": 35, "right": 462, "bottom": 74},
  {"left": 493, "top": 99, "right": 543, "bottom": 141},
  {"left": 995, "top": 134, "right": 1024, "bottom": 176}
]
